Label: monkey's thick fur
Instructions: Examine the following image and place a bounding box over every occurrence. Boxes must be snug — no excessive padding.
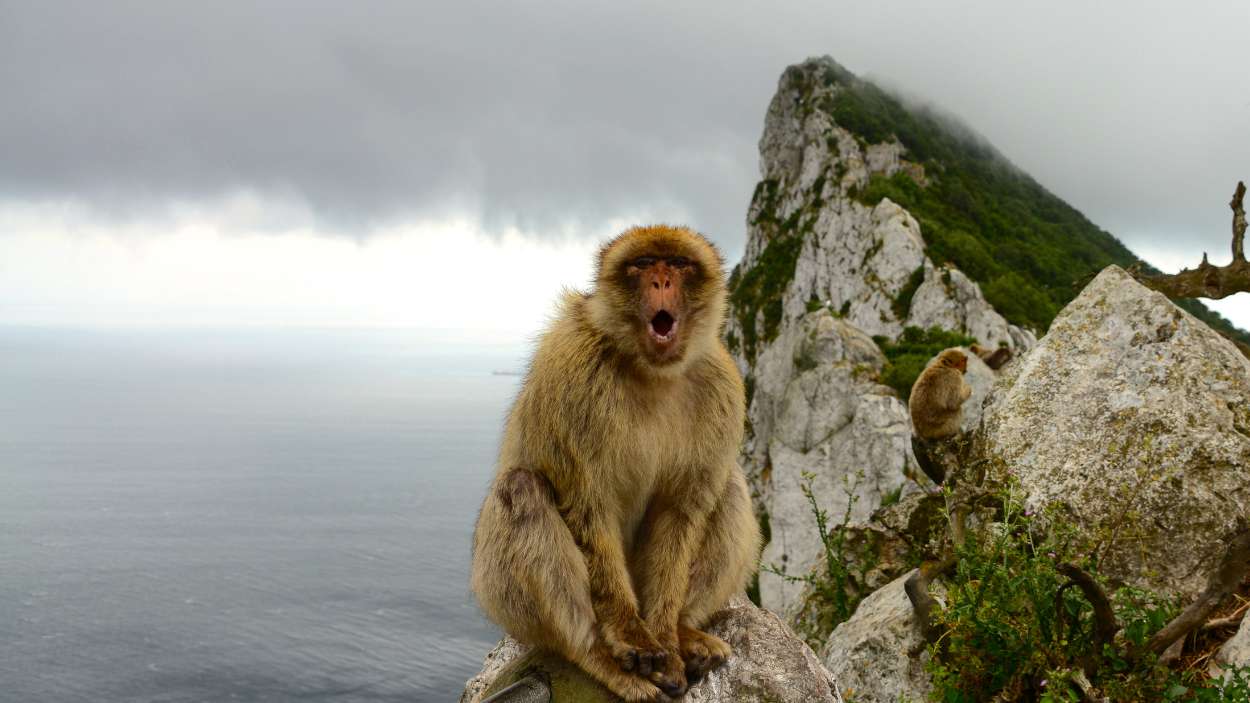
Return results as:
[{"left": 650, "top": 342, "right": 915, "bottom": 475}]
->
[
  {"left": 909, "top": 348, "right": 973, "bottom": 440},
  {"left": 471, "top": 225, "right": 761, "bottom": 701},
  {"left": 969, "top": 343, "right": 1013, "bottom": 370}
]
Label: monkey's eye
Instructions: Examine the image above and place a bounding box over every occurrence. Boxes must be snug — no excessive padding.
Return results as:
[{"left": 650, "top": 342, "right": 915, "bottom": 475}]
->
[{"left": 629, "top": 256, "right": 657, "bottom": 268}]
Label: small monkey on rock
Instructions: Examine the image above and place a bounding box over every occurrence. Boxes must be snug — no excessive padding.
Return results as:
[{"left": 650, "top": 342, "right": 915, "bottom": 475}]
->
[
  {"left": 909, "top": 348, "right": 973, "bottom": 441},
  {"left": 471, "top": 225, "right": 761, "bottom": 701},
  {"left": 969, "top": 343, "right": 1013, "bottom": 371}
]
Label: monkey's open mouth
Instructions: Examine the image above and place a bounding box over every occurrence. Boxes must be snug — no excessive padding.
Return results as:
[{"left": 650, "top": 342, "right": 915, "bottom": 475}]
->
[{"left": 649, "top": 310, "right": 676, "bottom": 342}]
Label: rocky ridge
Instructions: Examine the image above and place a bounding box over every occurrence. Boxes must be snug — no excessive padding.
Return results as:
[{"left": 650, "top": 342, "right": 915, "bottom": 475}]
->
[{"left": 728, "top": 57, "right": 1035, "bottom": 620}]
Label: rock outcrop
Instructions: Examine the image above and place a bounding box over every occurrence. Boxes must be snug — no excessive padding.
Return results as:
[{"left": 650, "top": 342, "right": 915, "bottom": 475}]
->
[
  {"left": 460, "top": 597, "right": 845, "bottom": 703},
  {"left": 748, "top": 309, "right": 919, "bottom": 615},
  {"left": 728, "top": 58, "right": 1033, "bottom": 364},
  {"left": 1211, "top": 616, "right": 1250, "bottom": 679},
  {"left": 975, "top": 265, "right": 1250, "bottom": 601},
  {"left": 820, "top": 571, "right": 940, "bottom": 703},
  {"left": 727, "top": 57, "right": 1036, "bottom": 618}
]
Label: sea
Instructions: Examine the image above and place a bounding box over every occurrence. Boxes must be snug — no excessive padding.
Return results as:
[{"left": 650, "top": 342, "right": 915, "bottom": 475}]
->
[{"left": 0, "top": 326, "right": 526, "bottom": 702}]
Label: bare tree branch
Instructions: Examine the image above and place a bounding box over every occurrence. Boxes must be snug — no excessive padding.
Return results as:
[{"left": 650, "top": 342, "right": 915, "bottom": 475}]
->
[
  {"left": 1234, "top": 181, "right": 1247, "bottom": 263},
  {"left": 1131, "top": 181, "right": 1249, "bottom": 300},
  {"left": 1056, "top": 564, "right": 1119, "bottom": 650}
]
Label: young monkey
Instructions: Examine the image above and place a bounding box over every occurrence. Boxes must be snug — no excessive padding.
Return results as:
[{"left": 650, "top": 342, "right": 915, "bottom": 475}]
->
[
  {"left": 470, "top": 225, "right": 761, "bottom": 701},
  {"left": 909, "top": 348, "right": 973, "bottom": 441}
]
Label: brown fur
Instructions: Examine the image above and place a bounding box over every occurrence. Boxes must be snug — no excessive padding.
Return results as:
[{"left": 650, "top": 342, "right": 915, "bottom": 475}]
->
[
  {"left": 470, "top": 225, "right": 761, "bottom": 701},
  {"left": 969, "top": 343, "right": 1013, "bottom": 370},
  {"left": 909, "top": 348, "right": 973, "bottom": 440}
]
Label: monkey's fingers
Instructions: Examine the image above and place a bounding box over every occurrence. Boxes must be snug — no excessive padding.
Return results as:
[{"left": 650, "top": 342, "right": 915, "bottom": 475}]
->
[{"left": 678, "top": 625, "right": 731, "bottom": 685}]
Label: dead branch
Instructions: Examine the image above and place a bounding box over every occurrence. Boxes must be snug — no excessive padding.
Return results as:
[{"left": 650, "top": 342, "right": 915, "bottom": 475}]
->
[
  {"left": 1195, "top": 595, "right": 1245, "bottom": 630},
  {"left": 1131, "top": 181, "right": 1249, "bottom": 300},
  {"left": 1140, "top": 527, "right": 1250, "bottom": 657},
  {"left": 1056, "top": 563, "right": 1119, "bottom": 676}
]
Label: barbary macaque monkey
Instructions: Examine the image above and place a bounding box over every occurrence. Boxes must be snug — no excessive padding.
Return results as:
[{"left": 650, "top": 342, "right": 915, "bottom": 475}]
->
[
  {"left": 969, "top": 343, "right": 1012, "bottom": 370},
  {"left": 471, "top": 225, "right": 761, "bottom": 701},
  {"left": 909, "top": 348, "right": 973, "bottom": 440}
]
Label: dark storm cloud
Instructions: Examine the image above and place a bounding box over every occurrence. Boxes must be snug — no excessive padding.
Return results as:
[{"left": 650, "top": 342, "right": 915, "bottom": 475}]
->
[{"left": 2, "top": 1, "right": 1247, "bottom": 257}]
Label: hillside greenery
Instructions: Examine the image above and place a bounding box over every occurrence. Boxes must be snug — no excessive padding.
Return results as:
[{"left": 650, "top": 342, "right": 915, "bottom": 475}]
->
[{"left": 820, "top": 62, "right": 1250, "bottom": 346}]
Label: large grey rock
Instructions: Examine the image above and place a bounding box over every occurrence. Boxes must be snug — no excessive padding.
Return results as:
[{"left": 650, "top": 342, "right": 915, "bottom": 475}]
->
[
  {"left": 746, "top": 310, "right": 919, "bottom": 615},
  {"left": 459, "top": 596, "right": 845, "bottom": 703},
  {"left": 976, "top": 265, "right": 1250, "bottom": 601},
  {"left": 819, "top": 571, "right": 939, "bottom": 703}
]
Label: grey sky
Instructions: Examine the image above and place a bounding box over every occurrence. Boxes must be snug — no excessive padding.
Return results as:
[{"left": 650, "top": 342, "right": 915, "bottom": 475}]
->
[{"left": 2, "top": 1, "right": 1247, "bottom": 261}]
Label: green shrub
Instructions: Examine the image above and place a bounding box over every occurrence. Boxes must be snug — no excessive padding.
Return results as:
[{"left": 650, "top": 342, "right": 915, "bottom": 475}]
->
[{"left": 927, "top": 484, "right": 1250, "bottom": 702}]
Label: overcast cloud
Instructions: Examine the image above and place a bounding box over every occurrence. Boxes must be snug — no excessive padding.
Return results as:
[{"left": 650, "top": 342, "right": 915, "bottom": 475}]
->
[{"left": 2, "top": 1, "right": 1248, "bottom": 270}]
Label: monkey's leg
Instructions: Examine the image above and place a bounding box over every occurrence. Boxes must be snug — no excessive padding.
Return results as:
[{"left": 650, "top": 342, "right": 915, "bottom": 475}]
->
[
  {"left": 471, "top": 469, "right": 660, "bottom": 702},
  {"left": 630, "top": 488, "right": 724, "bottom": 698},
  {"left": 675, "top": 470, "right": 760, "bottom": 684},
  {"left": 562, "top": 503, "right": 672, "bottom": 686}
]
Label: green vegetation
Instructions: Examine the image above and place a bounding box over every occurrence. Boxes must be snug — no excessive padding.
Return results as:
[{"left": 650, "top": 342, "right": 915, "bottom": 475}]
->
[
  {"left": 928, "top": 485, "right": 1250, "bottom": 702},
  {"left": 875, "top": 326, "right": 977, "bottom": 399},
  {"left": 820, "top": 62, "right": 1249, "bottom": 346},
  {"left": 892, "top": 265, "right": 927, "bottom": 319},
  {"left": 762, "top": 472, "right": 881, "bottom": 647}
]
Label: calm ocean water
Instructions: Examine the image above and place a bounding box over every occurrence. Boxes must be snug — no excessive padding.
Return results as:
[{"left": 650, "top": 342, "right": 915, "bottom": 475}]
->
[{"left": 0, "top": 326, "right": 524, "bottom": 702}]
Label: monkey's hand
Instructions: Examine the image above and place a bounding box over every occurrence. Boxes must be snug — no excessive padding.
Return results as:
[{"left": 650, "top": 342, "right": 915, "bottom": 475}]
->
[{"left": 960, "top": 382, "right": 972, "bottom": 401}]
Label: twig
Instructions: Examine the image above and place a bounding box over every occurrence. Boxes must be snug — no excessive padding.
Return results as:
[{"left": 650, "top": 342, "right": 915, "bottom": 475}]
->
[{"left": 1071, "top": 669, "right": 1109, "bottom": 703}]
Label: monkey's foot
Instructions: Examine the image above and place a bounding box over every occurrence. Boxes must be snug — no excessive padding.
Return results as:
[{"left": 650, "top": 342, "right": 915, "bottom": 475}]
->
[
  {"left": 603, "top": 615, "right": 670, "bottom": 680},
  {"left": 678, "top": 624, "right": 731, "bottom": 685},
  {"left": 578, "top": 641, "right": 664, "bottom": 702}
]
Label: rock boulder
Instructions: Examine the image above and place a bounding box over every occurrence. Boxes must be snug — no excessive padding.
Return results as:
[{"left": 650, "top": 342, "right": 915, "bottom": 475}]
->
[
  {"left": 975, "top": 265, "right": 1250, "bottom": 601},
  {"left": 459, "top": 596, "right": 845, "bottom": 703}
]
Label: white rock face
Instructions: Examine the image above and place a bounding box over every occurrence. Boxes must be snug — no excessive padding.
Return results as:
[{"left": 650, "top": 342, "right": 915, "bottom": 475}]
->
[
  {"left": 977, "top": 265, "right": 1250, "bottom": 601},
  {"left": 728, "top": 57, "right": 1035, "bottom": 367},
  {"left": 748, "top": 310, "right": 917, "bottom": 615},
  {"left": 791, "top": 198, "right": 928, "bottom": 340},
  {"left": 459, "top": 596, "right": 846, "bottom": 703},
  {"left": 820, "top": 571, "right": 938, "bottom": 703},
  {"left": 908, "top": 264, "right": 1036, "bottom": 352}
]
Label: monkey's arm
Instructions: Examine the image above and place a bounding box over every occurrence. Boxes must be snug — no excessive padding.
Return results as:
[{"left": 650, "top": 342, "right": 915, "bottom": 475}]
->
[{"left": 960, "top": 380, "right": 972, "bottom": 401}]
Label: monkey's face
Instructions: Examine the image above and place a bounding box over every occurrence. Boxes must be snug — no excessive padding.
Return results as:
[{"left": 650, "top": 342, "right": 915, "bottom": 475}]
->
[
  {"left": 624, "top": 254, "right": 699, "bottom": 364},
  {"left": 591, "top": 225, "right": 725, "bottom": 369},
  {"left": 939, "top": 350, "right": 969, "bottom": 373}
]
